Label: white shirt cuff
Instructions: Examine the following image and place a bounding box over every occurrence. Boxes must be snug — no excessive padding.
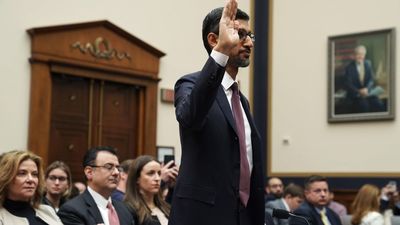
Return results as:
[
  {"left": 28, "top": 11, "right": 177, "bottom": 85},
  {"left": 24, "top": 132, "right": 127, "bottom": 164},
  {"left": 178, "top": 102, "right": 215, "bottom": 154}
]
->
[{"left": 210, "top": 50, "right": 229, "bottom": 67}]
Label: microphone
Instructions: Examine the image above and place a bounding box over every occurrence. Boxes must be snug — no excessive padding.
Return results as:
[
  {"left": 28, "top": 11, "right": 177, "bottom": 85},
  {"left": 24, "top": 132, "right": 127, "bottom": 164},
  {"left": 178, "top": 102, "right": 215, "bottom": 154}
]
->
[{"left": 272, "top": 208, "right": 311, "bottom": 225}]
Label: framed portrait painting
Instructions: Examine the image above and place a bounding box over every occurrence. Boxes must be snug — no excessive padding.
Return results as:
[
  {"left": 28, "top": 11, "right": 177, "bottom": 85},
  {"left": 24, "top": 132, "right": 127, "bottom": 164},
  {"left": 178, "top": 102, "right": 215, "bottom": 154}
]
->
[{"left": 328, "top": 28, "right": 395, "bottom": 122}]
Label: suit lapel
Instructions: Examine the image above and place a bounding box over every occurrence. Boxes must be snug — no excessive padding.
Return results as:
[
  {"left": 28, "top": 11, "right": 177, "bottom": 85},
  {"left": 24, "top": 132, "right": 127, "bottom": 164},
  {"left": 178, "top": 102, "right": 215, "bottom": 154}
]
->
[
  {"left": 216, "top": 87, "right": 260, "bottom": 145},
  {"left": 83, "top": 190, "right": 104, "bottom": 224},
  {"left": 239, "top": 92, "right": 256, "bottom": 132},
  {"left": 278, "top": 199, "right": 286, "bottom": 210},
  {"left": 216, "top": 86, "right": 237, "bottom": 133}
]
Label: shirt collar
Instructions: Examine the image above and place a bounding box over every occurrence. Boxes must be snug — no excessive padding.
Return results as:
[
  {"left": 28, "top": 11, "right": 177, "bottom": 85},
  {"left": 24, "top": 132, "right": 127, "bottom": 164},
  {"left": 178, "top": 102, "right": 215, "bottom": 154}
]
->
[
  {"left": 281, "top": 198, "right": 290, "bottom": 211},
  {"left": 315, "top": 206, "right": 326, "bottom": 213},
  {"left": 87, "top": 186, "right": 111, "bottom": 209},
  {"left": 221, "top": 72, "right": 237, "bottom": 91}
]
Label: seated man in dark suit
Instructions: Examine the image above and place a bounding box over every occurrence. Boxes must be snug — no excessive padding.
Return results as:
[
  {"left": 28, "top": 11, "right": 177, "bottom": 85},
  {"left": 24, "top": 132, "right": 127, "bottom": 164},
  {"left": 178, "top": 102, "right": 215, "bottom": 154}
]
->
[
  {"left": 58, "top": 146, "right": 135, "bottom": 225},
  {"left": 289, "top": 175, "right": 342, "bottom": 225}
]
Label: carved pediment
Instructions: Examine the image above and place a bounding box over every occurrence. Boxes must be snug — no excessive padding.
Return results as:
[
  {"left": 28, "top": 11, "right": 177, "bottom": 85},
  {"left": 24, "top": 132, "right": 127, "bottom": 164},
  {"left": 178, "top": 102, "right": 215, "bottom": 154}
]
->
[{"left": 28, "top": 20, "right": 165, "bottom": 77}]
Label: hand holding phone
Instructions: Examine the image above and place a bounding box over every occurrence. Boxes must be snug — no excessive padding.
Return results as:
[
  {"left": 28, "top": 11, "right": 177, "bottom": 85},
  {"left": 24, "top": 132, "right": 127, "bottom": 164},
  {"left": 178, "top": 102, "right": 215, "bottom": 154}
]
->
[{"left": 164, "top": 155, "right": 175, "bottom": 168}]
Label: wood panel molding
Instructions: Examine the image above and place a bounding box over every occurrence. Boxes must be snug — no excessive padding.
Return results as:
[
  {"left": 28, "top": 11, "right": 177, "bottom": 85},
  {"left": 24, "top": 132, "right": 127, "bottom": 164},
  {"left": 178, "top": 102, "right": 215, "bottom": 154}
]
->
[{"left": 27, "top": 20, "right": 165, "bottom": 166}]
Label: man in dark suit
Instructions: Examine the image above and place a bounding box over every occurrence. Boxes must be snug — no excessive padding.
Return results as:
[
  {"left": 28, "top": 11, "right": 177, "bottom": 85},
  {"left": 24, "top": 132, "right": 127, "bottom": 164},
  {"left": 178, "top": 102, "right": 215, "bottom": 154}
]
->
[
  {"left": 169, "top": 1, "right": 265, "bottom": 225},
  {"left": 58, "top": 146, "right": 134, "bottom": 225},
  {"left": 289, "top": 176, "right": 342, "bottom": 225},
  {"left": 344, "top": 45, "right": 384, "bottom": 113}
]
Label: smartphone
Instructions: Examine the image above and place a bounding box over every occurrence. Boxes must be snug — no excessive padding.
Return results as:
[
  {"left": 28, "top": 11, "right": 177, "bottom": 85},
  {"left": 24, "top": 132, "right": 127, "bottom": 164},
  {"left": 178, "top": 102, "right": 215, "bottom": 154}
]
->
[{"left": 163, "top": 155, "right": 175, "bottom": 167}]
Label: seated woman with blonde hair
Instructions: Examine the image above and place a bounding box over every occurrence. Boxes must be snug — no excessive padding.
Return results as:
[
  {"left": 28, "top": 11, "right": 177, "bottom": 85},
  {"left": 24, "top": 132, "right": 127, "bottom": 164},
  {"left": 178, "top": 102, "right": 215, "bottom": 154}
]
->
[
  {"left": 125, "top": 155, "right": 170, "bottom": 225},
  {"left": 351, "top": 184, "right": 384, "bottom": 225},
  {"left": 0, "top": 150, "right": 63, "bottom": 225}
]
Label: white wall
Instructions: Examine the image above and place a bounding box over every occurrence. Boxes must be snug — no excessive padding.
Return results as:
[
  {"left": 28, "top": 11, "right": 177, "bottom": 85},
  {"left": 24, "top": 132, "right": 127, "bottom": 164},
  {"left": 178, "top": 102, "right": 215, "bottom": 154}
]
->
[
  {"left": 0, "top": 0, "right": 252, "bottom": 163},
  {"left": 270, "top": 0, "right": 400, "bottom": 175}
]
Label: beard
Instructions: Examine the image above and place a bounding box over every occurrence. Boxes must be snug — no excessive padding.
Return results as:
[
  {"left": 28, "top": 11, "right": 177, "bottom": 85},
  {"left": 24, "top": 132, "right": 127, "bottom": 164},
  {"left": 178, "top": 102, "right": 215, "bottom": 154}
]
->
[
  {"left": 230, "top": 57, "right": 250, "bottom": 68},
  {"left": 273, "top": 192, "right": 283, "bottom": 198},
  {"left": 229, "top": 49, "right": 251, "bottom": 68}
]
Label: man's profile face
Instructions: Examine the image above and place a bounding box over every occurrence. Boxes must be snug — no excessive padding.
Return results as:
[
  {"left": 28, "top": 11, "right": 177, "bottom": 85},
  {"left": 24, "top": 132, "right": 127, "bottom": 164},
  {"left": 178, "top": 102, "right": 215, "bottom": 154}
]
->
[
  {"left": 228, "top": 19, "right": 254, "bottom": 68},
  {"left": 286, "top": 195, "right": 304, "bottom": 211},
  {"left": 305, "top": 181, "right": 329, "bottom": 208}
]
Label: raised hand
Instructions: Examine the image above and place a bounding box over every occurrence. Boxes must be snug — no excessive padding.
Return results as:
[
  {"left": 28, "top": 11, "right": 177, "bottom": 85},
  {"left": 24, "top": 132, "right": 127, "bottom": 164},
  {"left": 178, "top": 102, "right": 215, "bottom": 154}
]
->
[{"left": 214, "top": 0, "right": 240, "bottom": 55}]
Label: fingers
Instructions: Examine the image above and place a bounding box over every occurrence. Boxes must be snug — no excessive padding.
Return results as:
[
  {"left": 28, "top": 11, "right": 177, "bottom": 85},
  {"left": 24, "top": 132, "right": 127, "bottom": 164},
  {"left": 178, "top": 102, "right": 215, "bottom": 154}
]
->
[
  {"left": 214, "top": 0, "right": 239, "bottom": 54},
  {"left": 161, "top": 163, "right": 179, "bottom": 183},
  {"left": 163, "top": 160, "right": 175, "bottom": 169},
  {"left": 224, "top": 0, "right": 237, "bottom": 21}
]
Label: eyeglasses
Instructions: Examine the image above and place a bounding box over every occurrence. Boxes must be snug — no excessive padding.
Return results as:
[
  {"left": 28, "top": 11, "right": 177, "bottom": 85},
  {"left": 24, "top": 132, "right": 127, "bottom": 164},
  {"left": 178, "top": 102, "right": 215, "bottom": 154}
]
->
[
  {"left": 90, "top": 163, "right": 123, "bottom": 172},
  {"left": 238, "top": 29, "right": 255, "bottom": 42},
  {"left": 48, "top": 175, "right": 68, "bottom": 182}
]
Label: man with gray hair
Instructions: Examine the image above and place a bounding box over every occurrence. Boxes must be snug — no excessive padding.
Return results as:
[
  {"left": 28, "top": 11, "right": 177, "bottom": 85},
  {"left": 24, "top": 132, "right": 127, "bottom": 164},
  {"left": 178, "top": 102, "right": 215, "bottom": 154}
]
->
[{"left": 344, "top": 44, "right": 384, "bottom": 113}]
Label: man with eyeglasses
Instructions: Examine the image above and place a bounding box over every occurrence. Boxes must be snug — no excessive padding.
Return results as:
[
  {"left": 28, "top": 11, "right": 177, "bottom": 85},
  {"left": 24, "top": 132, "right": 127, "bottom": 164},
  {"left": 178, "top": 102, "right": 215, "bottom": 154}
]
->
[
  {"left": 58, "top": 146, "right": 135, "bottom": 225},
  {"left": 171, "top": 1, "right": 264, "bottom": 225},
  {"left": 42, "top": 161, "right": 72, "bottom": 212}
]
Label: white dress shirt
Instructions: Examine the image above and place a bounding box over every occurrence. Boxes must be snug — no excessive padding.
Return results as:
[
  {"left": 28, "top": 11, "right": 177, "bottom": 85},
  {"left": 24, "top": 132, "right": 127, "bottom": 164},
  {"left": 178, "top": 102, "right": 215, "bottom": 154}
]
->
[
  {"left": 211, "top": 50, "right": 254, "bottom": 171},
  {"left": 87, "top": 186, "right": 115, "bottom": 225}
]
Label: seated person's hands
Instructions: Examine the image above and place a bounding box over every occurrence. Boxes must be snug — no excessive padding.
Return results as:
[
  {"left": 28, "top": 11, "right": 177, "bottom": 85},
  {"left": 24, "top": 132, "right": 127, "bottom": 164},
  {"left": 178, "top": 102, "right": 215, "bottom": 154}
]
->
[{"left": 161, "top": 161, "right": 179, "bottom": 187}]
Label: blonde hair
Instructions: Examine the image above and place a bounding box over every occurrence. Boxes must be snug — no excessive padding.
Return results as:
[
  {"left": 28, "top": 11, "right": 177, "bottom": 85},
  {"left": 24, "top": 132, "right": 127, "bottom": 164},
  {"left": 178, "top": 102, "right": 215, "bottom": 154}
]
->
[
  {"left": 0, "top": 150, "right": 44, "bottom": 208},
  {"left": 351, "top": 184, "right": 380, "bottom": 225}
]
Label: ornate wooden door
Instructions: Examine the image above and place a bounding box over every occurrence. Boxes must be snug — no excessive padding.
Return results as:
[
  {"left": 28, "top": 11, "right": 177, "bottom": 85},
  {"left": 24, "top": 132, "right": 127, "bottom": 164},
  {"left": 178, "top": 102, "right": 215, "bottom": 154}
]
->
[{"left": 48, "top": 73, "right": 140, "bottom": 181}]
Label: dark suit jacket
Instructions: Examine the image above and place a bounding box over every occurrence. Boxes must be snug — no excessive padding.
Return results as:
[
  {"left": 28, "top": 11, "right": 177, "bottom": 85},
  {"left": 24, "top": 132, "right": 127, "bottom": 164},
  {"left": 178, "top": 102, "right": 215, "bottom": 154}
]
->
[
  {"left": 344, "top": 60, "right": 374, "bottom": 99},
  {"left": 57, "top": 189, "right": 135, "bottom": 225},
  {"left": 289, "top": 202, "right": 342, "bottom": 225},
  {"left": 169, "top": 57, "right": 265, "bottom": 225}
]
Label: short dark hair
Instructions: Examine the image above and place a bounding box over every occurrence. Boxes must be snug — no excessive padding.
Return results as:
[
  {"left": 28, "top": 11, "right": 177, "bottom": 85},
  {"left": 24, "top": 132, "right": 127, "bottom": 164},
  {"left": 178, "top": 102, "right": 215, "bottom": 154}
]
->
[
  {"left": 120, "top": 159, "right": 134, "bottom": 173},
  {"left": 202, "top": 7, "right": 250, "bottom": 54},
  {"left": 82, "top": 146, "right": 118, "bottom": 168},
  {"left": 304, "top": 175, "right": 328, "bottom": 190},
  {"left": 283, "top": 183, "right": 304, "bottom": 198}
]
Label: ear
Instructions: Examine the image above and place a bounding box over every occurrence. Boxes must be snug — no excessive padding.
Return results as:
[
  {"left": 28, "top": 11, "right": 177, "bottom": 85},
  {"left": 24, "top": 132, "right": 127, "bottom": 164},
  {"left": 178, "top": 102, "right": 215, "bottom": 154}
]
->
[
  {"left": 84, "top": 166, "right": 93, "bottom": 181},
  {"left": 207, "top": 33, "right": 219, "bottom": 50}
]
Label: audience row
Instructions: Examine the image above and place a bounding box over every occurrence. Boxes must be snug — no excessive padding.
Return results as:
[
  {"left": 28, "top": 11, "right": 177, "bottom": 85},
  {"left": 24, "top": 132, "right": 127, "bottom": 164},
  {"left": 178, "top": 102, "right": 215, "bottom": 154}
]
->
[
  {"left": 265, "top": 176, "right": 398, "bottom": 225},
  {"left": 0, "top": 146, "right": 179, "bottom": 225}
]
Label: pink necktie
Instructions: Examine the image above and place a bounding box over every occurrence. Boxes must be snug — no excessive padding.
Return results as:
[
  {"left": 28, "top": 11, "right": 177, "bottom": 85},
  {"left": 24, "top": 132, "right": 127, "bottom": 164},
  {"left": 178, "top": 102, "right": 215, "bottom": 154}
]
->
[
  {"left": 107, "top": 202, "right": 120, "bottom": 225},
  {"left": 231, "top": 82, "right": 250, "bottom": 206}
]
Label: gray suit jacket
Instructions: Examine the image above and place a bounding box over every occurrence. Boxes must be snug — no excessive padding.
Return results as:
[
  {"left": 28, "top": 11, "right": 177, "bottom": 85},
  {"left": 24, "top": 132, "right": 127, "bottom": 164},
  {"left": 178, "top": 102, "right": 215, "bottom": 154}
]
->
[{"left": 266, "top": 198, "right": 289, "bottom": 225}]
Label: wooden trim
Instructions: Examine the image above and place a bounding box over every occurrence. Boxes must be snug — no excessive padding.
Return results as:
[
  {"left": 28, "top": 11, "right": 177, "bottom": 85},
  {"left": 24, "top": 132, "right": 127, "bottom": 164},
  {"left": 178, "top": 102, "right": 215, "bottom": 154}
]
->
[
  {"left": 27, "top": 20, "right": 165, "bottom": 57},
  {"left": 28, "top": 21, "right": 164, "bottom": 166},
  {"left": 28, "top": 62, "right": 52, "bottom": 166}
]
